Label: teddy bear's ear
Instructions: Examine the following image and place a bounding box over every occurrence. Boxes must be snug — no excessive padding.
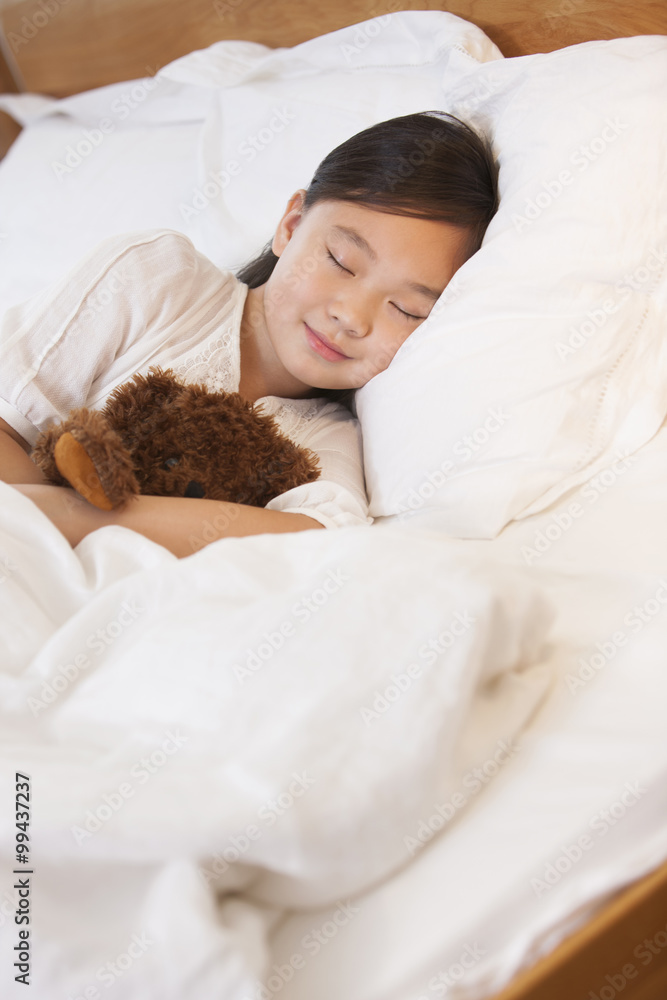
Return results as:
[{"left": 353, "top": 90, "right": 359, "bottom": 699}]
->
[
  {"left": 141, "top": 366, "right": 181, "bottom": 388},
  {"left": 105, "top": 368, "right": 186, "bottom": 424},
  {"left": 34, "top": 407, "right": 140, "bottom": 509}
]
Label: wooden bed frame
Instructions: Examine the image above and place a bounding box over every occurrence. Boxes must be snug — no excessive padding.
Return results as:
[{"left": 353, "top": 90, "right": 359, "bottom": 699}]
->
[{"left": 1, "top": 2, "right": 666, "bottom": 997}]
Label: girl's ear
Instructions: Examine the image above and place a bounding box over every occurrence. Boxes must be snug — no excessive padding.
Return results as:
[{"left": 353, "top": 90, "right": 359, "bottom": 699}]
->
[{"left": 271, "top": 189, "right": 307, "bottom": 257}]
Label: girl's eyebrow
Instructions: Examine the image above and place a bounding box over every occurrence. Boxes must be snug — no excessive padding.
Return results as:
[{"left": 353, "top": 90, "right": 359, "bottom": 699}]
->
[
  {"left": 330, "top": 225, "right": 442, "bottom": 300},
  {"left": 330, "top": 225, "right": 378, "bottom": 262},
  {"left": 405, "top": 281, "right": 441, "bottom": 301}
]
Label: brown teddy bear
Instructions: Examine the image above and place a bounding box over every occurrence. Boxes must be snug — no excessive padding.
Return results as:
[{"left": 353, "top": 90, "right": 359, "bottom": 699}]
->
[{"left": 31, "top": 367, "right": 321, "bottom": 510}]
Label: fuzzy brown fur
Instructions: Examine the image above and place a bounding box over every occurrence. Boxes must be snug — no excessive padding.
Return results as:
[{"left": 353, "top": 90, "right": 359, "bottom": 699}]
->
[{"left": 32, "top": 367, "right": 321, "bottom": 510}]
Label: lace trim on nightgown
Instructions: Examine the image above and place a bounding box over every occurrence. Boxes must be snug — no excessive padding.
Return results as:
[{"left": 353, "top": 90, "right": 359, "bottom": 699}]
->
[
  {"left": 255, "top": 395, "right": 325, "bottom": 437},
  {"left": 173, "top": 332, "right": 238, "bottom": 394},
  {"left": 172, "top": 325, "right": 326, "bottom": 434}
]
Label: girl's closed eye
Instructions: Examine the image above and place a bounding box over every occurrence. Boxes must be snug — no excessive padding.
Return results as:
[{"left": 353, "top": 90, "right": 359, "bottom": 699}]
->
[
  {"left": 326, "top": 248, "right": 352, "bottom": 273},
  {"left": 327, "top": 248, "right": 426, "bottom": 321},
  {"left": 393, "top": 304, "right": 425, "bottom": 321}
]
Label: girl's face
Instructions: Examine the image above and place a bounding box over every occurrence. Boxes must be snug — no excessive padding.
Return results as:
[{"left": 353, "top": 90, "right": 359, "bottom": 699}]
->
[{"left": 257, "top": 192, "right": 473, "bottom": 391}]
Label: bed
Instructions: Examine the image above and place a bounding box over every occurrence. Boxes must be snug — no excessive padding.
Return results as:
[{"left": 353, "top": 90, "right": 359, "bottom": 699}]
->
[{"left": 0, "top": 2, "right": 666, "bottom": 999}]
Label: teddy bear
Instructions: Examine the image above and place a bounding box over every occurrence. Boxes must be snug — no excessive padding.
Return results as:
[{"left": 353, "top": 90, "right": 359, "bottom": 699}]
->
[{"left": 31, "top": 367, "right": 321, "bottom": 510}]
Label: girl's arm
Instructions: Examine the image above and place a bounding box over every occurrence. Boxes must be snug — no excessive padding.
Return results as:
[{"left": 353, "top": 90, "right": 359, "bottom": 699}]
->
[
  {"left": 13, "top": 483, "right": 324, "bottom": 558},
  {"left": 1, "top": 419, "right": 324, "bottom": 557}
]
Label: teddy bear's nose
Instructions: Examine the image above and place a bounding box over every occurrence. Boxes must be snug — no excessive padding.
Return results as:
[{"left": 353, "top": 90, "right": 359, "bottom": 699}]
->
[{"left": 185, "top": 480, "right": 206, "bottom": 498}]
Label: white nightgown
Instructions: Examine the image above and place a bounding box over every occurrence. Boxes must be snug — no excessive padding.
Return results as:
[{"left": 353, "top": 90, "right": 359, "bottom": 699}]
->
[{"left": 0, "top": 228, "right": 372, "bottom": 530}]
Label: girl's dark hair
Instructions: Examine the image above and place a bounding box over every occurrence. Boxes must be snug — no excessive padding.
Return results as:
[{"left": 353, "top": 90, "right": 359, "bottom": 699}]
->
[{"left": 236, "top": 111, "right": 498, "bottom": 407}]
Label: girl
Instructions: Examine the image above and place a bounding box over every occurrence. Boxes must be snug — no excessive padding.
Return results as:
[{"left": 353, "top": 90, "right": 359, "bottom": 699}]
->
[{"left": 0, "top": 111, "right": 498, "bottom": 557}]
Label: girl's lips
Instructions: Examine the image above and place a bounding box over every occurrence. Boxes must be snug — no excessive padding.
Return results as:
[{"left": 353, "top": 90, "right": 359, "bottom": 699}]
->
[{"left": 305, "top": 323, "right": 351, "bottom": 362}]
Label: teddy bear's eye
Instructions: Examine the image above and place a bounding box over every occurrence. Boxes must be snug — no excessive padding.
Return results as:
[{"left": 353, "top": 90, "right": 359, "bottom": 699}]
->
[{"left": 163, "top": 457, "right": 180, "bottom": 470}]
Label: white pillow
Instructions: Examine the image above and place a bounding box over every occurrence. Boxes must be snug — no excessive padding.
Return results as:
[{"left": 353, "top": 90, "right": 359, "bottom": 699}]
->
[
  {"left": 0, "top": 10, "right": 502, "bottom": 306},
  {"left": 155, "top": 9, "right": 503, "bottom": 269},
  {"left": 355, "top": 36, "right": 667, "bottom": 537}
]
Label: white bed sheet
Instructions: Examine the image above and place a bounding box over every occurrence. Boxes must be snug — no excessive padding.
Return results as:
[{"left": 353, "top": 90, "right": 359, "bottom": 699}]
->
[
  {"left": 269, "top": 418, "right": 667, "bottom": 1000},
  {"left": 1, "top": 424, "right": 664, "bottom": 1000}
]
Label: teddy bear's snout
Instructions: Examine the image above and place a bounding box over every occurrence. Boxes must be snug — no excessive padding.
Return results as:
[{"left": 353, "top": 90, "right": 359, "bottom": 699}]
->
[
  {"left": 185, "top": 481, "right": 206, "bottom": 498},
  {"left": 160, "top": 456, "right": 205, "bottom": 498}
]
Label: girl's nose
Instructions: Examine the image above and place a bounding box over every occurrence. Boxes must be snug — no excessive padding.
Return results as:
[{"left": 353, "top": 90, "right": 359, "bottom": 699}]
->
[{"left": 329, "top": 292, "right": 372, "bottom": 337}]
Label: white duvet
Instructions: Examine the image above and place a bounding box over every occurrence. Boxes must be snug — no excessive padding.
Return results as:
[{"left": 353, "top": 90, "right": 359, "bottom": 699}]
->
[{"left": 0, "top": 482, "right": 552, "bottom": 998}]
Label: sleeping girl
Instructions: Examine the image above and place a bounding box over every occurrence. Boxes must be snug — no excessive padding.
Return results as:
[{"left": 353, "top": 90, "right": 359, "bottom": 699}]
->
[{"left": 0, "top": 111, "right": 498, "bottom": 556}]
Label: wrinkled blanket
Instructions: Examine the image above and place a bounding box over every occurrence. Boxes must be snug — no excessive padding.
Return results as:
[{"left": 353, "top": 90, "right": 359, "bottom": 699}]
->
[{"left": 0, "top": 483, "right": 553, "bottom": 998}]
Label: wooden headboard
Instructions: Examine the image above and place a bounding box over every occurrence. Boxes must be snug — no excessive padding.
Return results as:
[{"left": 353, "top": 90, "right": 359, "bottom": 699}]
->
[
  {"left": 1, "top": 0, "right": 664, "bottom": 159},
  {"left": 1, "top": 0, "right": 666, "bottom": 98},
  {"left": 0, "top": 0, "right": 667, "bottom": 159}
]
